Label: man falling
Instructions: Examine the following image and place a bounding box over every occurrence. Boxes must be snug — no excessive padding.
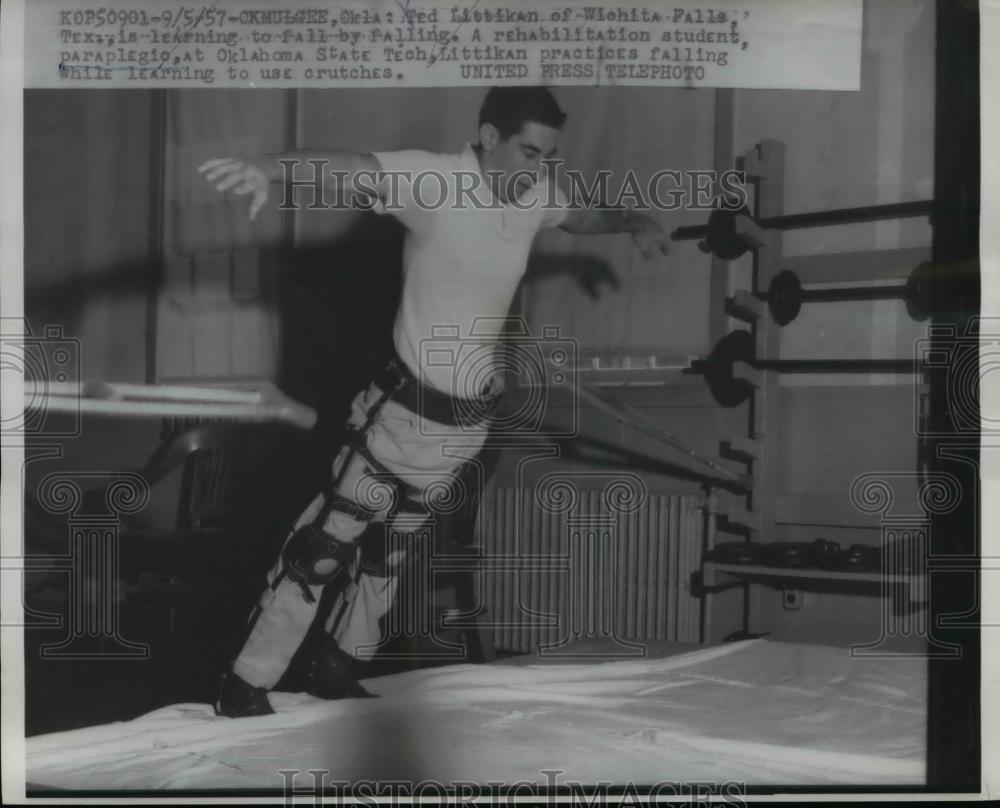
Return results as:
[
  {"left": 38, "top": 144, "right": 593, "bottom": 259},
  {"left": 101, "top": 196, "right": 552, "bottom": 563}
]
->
[{"left": 200, "top": 87, "right": 669, "bottom": 717}]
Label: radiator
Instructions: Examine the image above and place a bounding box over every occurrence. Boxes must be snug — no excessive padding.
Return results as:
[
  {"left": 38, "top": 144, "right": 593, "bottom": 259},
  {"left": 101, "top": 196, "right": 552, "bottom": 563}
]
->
[{"left": 476, "top": 486, "right": 706, "bottom": 655}]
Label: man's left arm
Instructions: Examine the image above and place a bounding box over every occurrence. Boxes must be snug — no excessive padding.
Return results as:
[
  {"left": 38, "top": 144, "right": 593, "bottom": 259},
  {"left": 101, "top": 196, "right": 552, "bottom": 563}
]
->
[{"left": 559, "top": 206, "right": 671, "bottom": 260}]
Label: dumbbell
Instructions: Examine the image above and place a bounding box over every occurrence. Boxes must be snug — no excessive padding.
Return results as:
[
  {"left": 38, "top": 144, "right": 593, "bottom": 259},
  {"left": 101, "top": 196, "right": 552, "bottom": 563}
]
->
[
  {"left": 692, "top": 330, "right": 922, "bottom": 407},
  {"left": 765, "top": 262, "right": 936, "bottom": 326},
  {"left": 671, "top": 200, "right": 933, "bottom": 260}
]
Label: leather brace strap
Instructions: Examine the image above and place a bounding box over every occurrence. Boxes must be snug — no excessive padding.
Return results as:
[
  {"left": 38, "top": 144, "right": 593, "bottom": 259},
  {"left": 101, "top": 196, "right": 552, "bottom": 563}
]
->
[
  {"left": 318, "top": 489, "right": 378, "bottom": 523},
  {"left": 374, "top": 356, "right": 500, "bottom": 429},
  {"left": 346, "top": 432, "right": 395, "bottom": 479}
]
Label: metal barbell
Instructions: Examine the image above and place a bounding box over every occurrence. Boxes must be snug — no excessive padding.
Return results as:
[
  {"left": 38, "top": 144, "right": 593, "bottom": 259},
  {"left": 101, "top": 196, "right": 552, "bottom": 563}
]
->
[
  {"left": 671, "top": 200, "right": 933, "bottom": 260},
  {"left": 765, "top": 262, "right": 935, "bottom": 326},
  {"left": 692, "top": 330, "right": 923, "bottom": 407}
]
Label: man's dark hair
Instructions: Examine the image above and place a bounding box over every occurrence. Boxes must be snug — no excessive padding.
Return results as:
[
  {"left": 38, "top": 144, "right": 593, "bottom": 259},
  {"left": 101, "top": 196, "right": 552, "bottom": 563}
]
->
[{"left": 478, "top": 87, "right": 567, "bottom": 139}]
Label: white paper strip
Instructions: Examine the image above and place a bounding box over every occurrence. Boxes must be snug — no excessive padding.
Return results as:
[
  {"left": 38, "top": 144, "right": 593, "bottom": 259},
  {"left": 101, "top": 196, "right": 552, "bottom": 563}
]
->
[{"left": 25, "top": 0, "right": 863, "bottom": 90}]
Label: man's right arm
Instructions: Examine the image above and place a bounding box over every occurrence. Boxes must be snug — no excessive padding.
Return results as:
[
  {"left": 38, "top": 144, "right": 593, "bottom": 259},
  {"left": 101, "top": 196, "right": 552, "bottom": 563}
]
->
[{"left": 198, "top": 150, "right": 384, "bottom": 221}]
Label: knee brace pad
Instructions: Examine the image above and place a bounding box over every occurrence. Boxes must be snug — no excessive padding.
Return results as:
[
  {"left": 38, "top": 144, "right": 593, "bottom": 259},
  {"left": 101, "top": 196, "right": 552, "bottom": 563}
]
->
[
  {"left": 282, "top": 490, "right": 375, "bottom": 598},
  {"left": 282, "top": 522, "right": 358, "bottom": 592}
]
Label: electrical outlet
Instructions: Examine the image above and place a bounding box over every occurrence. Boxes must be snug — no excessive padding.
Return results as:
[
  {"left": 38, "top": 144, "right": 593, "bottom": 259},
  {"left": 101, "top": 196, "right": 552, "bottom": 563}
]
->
[{"left": 782, "top": 586, "right": 805, "bottom": 611}]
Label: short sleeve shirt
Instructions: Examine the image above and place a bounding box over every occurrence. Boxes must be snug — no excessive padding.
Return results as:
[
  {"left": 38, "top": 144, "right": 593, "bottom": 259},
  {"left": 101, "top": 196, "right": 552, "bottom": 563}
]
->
[{"left": 372, "top": 144, "right": 569, "bottom": 398}]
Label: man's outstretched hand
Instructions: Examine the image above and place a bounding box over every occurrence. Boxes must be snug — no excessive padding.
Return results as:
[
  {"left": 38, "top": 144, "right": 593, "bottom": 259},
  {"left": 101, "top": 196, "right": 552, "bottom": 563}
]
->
[
  {"left": 197, "top": 157, "right": 270, "bottom": 221},
  {"left": 630, "top": 218, "right": 671, "bottom": 261}
]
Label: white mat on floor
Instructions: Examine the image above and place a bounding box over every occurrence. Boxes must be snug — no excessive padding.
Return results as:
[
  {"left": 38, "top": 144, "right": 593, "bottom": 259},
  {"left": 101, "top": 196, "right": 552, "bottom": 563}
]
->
[{"left": 26, "top": 639, "right": 926, "bottom": 790}]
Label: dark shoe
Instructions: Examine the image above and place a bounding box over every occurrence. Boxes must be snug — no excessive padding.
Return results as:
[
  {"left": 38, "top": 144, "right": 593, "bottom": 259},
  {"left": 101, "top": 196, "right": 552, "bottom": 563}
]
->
[
  {"left": 306, "top": 638, "right": 377, "bottom": 700},
  {"left": 215, "top": 671, "right": 275, "bottom": 717}
]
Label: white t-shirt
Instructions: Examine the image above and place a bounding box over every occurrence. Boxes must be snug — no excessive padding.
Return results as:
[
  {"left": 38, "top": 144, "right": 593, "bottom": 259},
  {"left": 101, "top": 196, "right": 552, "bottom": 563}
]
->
[{"left": 372, "top": 144, "right": 569, "bottom": 398}]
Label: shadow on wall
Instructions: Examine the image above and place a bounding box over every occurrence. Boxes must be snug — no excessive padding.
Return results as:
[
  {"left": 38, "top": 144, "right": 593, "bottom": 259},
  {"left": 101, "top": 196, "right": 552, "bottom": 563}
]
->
[
  {"left": 277, "top": 215, "right": 405, "bottom": 466},
  {"left": 22, "top": 205, "right": 638, "bottom": 500}
]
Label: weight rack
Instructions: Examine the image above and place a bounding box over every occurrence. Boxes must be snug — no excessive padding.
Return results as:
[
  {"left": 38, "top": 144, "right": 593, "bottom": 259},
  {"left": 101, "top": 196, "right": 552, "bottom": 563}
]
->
[{"left": 700, "top": 139, "right": 932, "bottom": 640}]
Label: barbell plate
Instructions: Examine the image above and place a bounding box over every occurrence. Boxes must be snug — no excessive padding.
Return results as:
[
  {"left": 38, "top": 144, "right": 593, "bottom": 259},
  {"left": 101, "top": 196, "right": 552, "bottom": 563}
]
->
[
  {"left": 702, "top": 328, "right": 756, "bottom": 408},
  {"left": 768, "top": 271, "right": 803, "bottom": 326},
  {"left": 700, "top": 209, "right": 751, "bottom": 260}
]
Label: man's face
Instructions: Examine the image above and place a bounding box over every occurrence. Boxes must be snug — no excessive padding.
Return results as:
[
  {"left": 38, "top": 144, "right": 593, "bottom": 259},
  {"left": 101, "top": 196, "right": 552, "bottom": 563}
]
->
[{"left": 480, "top": 120, "right": 560, "bottom": 203}]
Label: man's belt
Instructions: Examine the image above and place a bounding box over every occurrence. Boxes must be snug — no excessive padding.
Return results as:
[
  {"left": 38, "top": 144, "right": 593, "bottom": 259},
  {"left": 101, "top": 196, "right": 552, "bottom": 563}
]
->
[{"left": 373, "top": 354, "right": 500, "bottom": 429}]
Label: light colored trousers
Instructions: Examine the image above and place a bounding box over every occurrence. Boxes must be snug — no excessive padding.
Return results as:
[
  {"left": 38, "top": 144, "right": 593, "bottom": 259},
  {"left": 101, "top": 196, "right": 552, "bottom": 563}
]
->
[{"left": 234, "top": 383, "right": 486, "bottom": 690}]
